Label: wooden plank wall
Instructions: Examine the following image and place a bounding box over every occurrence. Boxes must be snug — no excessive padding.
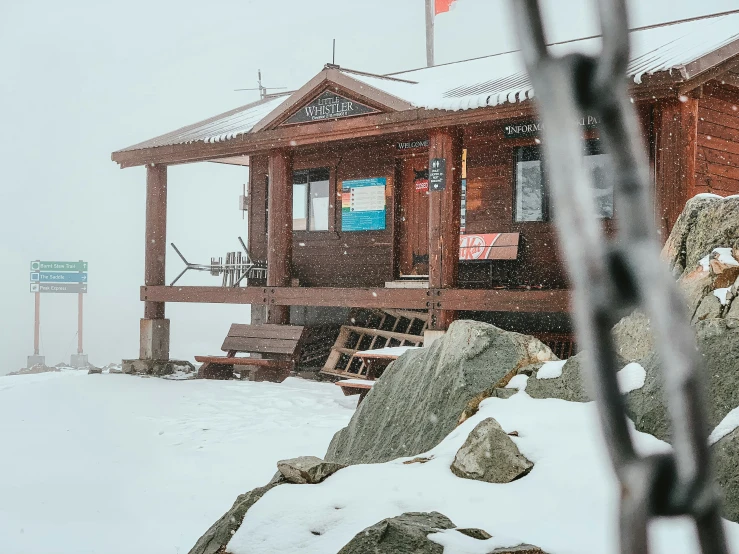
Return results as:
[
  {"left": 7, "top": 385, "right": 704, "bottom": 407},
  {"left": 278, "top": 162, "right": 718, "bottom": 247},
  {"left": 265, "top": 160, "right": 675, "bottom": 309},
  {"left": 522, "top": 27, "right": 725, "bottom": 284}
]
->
[
  {"left": 247, "top": 108, "right": 653, "bottom": 291},
  {"left": 696, "top": 82, "right": 739, "bottom": 195},
  {"left": 249, "top": 143, "right": 397, "bottom": 287}
]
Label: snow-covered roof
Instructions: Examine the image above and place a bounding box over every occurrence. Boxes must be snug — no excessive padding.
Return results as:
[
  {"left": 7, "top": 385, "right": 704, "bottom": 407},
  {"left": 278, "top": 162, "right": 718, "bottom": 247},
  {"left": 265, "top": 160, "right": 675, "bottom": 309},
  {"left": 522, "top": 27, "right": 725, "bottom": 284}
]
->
[
  {"left": 347, "top": 11, "right": 739, "bottom": 112},
  {"left": 117, "top": 94, "right": 290, "bottom": 153},
  {"left": 115, "top": 11, "right": 739, "bottom": 156}
]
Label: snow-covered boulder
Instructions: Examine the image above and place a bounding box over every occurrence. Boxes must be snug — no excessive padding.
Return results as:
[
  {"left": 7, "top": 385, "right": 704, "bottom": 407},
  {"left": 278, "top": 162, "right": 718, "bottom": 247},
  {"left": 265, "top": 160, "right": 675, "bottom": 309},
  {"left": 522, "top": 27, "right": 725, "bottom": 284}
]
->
[
  {"left": 450, "top": 418, "right": 533, "bottom": 483},
  {"left": 337, "top": 512, "right": 455, "bottom": 554},
  {"left": 188, "top": 476, "right": 285, "bottom": 554},
  {"left": 277, "top": 456, "right": 345, "bottom": 484},
  {"left": 713, "top": 426, "right": 739, "bottom": 523},
  {"left": 662, "top": 195, "right": 739, "bottom": 278},
  {"left": 325, "top": 320, "right": 557, "bottom": 465}
]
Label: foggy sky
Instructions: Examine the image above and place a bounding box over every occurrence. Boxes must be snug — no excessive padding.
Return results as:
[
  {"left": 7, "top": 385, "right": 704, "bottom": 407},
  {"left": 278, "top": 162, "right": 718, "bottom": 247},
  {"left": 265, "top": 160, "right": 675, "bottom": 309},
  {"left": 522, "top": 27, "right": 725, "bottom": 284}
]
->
[{"left": 1, "top": 0, "right": 736, "bottom": 373}]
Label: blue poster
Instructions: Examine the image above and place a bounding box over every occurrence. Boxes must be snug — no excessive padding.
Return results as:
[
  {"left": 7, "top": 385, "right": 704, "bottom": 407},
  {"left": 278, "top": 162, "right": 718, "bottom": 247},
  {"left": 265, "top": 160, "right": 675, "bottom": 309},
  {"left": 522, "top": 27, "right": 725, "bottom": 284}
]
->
[{"left": 341, "top": 177, "right": 386, "bottom": 231}]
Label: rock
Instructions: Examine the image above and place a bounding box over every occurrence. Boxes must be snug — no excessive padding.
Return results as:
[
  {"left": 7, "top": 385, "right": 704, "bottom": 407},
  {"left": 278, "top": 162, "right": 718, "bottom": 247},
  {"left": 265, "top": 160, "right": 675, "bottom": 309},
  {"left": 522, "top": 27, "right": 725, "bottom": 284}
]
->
[
  {"left": 450, "top": 418, "right": 533, "bottom": 483},
  {"left": 122, "top": 359, "right": 196, "bottom": 377},
  {"left": 8, "top": 365, "right": 59, "bottom": 376},
  {"left": 678, "top": 267, "right": 714, "bottom": 316},
  {"left": 188, "top": 476, "right": 285, "bottom": 554},
  {"left": 661, "top": 195, "right": 739, "bottom": 277},
  {"left": 488, "top": 546, "right": 547, "bottom": 553},
  {"left": 456, "top": 528, "right": 492, "bottom": 540},
  {"left": 712, "top": 426, "right": 739, "bottom": 523},
  {"left": 337, "top": 512, "right": 455, "bottom": 554},
  {"left": 693, "top": 293, "right": 723, "bottom": 322},
  {"left": 276, "top": 456, "right": 344, "bottom": 484},
  {"left": 626, "top": 319, "right": 739, "bottom": 442},
  {"left": 87, "top": 367, "right": 102, "bottom": 374},
  {"left": 524, "top": 351, "right": 628, "bottom": 403},
  {"left": 325, "top": 320, "right": 557, "bottom": 465},
  {"left": 611, "top": 310, "right": 655, "bottom": 362}
]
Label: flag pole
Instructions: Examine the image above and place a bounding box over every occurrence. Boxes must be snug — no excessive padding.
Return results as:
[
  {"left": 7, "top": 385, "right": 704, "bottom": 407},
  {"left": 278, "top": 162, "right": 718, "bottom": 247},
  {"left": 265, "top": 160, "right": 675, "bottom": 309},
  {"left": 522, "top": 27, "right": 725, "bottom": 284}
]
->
[{"left": 425, "top": 0, "right": 435, "bottom": 67}]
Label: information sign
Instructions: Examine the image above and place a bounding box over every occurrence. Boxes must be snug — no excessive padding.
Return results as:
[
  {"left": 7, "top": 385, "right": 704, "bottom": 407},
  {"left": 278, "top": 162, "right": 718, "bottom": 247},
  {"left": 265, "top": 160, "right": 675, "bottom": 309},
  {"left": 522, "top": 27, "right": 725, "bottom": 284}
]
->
[
  {"left": 429, "top": 158, "right": 447, "bottom": 191},
  {"left": 341, "top": 177, "right": 387, "bottom": 231}
]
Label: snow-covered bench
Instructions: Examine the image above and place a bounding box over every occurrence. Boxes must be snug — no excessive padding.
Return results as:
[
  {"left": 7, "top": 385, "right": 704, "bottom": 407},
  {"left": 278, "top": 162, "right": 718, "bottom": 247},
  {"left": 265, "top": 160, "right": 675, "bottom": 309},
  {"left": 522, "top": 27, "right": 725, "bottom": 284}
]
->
[{"left": 195, "top": 324, "right": 307, "bottom": 382}]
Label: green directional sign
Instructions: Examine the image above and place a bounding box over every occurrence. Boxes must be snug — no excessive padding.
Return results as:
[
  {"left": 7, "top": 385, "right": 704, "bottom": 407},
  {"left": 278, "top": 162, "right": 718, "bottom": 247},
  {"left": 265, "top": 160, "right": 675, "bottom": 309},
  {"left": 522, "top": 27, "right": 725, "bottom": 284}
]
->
[{"left": 30, "top": 261, "right": 88, "bottom": 272}]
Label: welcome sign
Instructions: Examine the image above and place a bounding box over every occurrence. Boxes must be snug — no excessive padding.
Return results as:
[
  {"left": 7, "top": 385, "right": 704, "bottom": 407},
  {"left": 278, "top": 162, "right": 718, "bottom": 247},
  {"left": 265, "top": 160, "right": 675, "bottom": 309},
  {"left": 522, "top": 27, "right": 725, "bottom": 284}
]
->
[{"left": 284, "top": 91, "right": 378, "bottom": 125}]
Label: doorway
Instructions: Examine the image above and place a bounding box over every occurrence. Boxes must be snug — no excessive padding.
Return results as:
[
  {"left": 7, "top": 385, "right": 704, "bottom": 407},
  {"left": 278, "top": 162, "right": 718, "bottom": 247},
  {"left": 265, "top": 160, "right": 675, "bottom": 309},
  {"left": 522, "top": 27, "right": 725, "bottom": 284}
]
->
[{"left": 398, "top": 157, "right": 429, "bottom": 276}]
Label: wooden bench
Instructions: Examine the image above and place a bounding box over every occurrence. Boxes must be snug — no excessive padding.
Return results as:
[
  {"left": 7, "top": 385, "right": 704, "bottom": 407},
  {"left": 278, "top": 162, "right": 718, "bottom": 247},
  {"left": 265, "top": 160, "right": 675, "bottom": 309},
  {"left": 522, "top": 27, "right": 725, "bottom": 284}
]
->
[{"left": 195, "top": 324, "right": 306, "bottom": 382}]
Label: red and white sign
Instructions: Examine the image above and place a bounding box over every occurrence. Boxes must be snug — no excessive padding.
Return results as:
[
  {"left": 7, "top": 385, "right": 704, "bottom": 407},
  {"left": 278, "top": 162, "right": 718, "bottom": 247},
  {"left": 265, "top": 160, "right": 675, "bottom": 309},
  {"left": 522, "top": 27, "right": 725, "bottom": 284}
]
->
[
  {"left": 459, "top": 233, "right": 502, "bottom": 260},
  {"left": 415, "top": 178, "right": 429, "bottom": 192}
]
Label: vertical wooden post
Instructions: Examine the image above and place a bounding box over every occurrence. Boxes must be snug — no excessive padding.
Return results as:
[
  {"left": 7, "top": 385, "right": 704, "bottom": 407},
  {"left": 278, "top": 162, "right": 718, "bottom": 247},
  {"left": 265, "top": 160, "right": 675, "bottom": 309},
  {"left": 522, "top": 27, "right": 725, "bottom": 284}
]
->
[
  {"left": 77, "top": 293, "right": 83, "bottom": 354},
  {"left": 655, "top": 96, "right": 698, "bottom": 238},
  {"left": 33, "top": 291, "right": 40, "bottom": 356},
  {"left": 428, "top": 128, "right": 462, "bottom": 330},
  {"left": 267, "top": 149, "right": 293, "bottom": 325},
  {"left": 144, "top": 164, "right": 167, "bottom": 319},
  {"left": 140, "top": 164, "right": 170, "bottom": 360}
]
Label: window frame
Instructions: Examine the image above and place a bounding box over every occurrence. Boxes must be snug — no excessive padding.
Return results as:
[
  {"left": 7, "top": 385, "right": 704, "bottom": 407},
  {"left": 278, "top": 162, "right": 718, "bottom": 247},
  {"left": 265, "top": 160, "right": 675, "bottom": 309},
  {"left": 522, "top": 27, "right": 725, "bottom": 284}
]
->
[
  {"left": 292, "top": 167, "right": 332, "bottom": 233},
  {"left": 512, "top": 138, "right": 613, "bottom": 223}
]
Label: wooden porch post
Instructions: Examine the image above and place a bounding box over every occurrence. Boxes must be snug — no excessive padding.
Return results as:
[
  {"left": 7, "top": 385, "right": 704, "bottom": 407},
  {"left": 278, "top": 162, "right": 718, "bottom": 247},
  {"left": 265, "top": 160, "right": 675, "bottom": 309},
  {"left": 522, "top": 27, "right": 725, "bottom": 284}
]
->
[
  {"left": 267, "top": 149, "right": 293, "bottom": 324},
  {"left": 140, "top": 164, "right": 170, "bottom": 360},
  {"left": 655, "top": 96, "right": 698, "bottom": 237},
  {"left": 428, "top": 128, "right": 462, "bottom": 330}
]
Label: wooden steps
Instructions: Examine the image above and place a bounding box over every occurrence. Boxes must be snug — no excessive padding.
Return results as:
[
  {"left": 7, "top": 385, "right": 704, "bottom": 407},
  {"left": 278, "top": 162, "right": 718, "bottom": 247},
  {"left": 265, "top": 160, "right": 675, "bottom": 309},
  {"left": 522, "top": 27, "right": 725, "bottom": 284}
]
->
[{"left": 320, "top": 309, "right": 427, "bottom": 379}]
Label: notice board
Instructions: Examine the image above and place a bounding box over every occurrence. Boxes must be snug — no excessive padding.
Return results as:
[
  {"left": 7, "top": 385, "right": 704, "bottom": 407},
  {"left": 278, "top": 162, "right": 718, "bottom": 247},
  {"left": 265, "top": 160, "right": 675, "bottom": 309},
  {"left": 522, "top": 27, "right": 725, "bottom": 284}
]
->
[{"left": 341, "top": 177, "right": 386, "bottom": 231}]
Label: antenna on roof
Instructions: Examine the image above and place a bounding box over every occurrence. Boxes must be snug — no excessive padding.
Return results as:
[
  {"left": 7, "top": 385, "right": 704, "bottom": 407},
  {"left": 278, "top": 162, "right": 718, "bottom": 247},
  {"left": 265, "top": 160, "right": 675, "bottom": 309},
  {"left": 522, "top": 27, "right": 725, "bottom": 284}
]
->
[
  {"left": 234, "top": 69, "right": 287, "bottom": 99},
  {"left": 333, "top": 39, "right": 336, "bottom": 65}
]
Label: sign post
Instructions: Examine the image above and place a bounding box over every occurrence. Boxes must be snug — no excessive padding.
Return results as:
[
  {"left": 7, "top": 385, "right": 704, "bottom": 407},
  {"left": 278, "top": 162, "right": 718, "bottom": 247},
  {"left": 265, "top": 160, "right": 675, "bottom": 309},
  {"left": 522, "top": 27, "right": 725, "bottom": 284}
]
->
[{"left": 27, "top": 260, "right": 89, "bottom": 369}]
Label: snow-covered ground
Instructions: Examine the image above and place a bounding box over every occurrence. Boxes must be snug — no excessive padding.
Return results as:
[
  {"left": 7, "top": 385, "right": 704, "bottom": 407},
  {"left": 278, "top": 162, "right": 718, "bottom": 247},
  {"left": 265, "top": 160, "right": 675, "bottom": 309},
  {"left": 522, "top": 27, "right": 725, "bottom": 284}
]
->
[
  {"left": 0, "top": 370, "right": 355, "bottom": 554},
  {"left": 4, "top": 369, "right": 739, "bottom": 554},
  {"left": 228, "top": 391, "right": 739, "bottom": 554}
]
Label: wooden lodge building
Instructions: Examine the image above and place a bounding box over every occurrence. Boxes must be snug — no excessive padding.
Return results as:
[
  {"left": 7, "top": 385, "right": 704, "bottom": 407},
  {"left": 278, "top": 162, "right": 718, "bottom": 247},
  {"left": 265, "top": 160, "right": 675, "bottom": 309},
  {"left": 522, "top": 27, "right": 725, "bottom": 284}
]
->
[{"left": 113, "top": 12, "right": 739, "bottom": 376}]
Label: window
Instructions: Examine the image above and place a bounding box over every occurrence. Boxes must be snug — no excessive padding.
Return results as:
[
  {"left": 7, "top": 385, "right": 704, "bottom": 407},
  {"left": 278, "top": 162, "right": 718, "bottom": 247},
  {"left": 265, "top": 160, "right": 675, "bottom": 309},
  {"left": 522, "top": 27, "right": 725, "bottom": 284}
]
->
[
  {"left": 514, "top": 146, "right": 546, "bottom": 222},
  {"left": 293, "top": 168, "right": 330, "bottom": 231},
  {"left": 513, "top": 140, "right": 612, "bottom": 222}
]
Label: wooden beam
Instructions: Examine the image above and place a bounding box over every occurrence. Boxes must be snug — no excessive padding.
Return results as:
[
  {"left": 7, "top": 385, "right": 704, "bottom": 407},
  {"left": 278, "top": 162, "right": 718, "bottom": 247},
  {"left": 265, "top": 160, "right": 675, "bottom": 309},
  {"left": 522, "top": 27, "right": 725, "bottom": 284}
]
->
[
  {"left": 140, "top": 285, "right": 571, "bottom": 313},
  {"left": 428, "top": 128, "right": 462, "bottom": 330},
  {"left": 267, "top": 149, "right": 293, "bottom": 324},
  {"left": 112, "top": 103, "right": 535, "bottom": 168},
  {"left": 144, "top": 164, "right": 167, "bottom": 320}
]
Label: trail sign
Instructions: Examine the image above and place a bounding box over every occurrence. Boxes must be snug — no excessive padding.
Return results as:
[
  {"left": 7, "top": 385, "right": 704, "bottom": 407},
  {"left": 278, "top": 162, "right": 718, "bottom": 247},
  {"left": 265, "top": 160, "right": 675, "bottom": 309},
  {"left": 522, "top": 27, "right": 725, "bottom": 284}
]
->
[
  {"left": 30, "top": 261, "right": 88, "bottom": 272},
  {"left": 30, "top": 283, "right": 88, "bottom": 294},
  {"left": 30, "top": 271, "right": 88, "bottom": 283}
]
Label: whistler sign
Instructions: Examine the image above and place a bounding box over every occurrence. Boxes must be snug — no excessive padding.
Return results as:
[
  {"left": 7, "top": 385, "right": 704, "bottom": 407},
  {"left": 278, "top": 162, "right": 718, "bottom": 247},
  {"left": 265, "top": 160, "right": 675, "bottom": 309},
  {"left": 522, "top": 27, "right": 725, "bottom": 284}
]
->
[
  {"left": 283, "top": 91, "right": 378, "bottom": 125},
  {"left": 504, "top": 115, "right": 601, "bottom": 139}
]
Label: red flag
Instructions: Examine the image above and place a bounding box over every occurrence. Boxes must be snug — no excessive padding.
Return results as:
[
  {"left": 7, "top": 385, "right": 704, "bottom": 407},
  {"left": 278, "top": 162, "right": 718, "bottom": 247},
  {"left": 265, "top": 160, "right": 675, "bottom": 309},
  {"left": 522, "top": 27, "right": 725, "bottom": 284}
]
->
[{"left": 435, "top": 0, "right": 457, "bottom": 15}]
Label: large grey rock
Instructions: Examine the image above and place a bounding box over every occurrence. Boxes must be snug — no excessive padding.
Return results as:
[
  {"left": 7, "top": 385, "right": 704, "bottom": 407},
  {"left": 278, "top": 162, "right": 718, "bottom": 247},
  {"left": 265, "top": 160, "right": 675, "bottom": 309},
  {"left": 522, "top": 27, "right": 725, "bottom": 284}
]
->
[
  {"left": 611, "top": 310, "right": 655, "bottom": 362},
  {"left": 337, "top": 512, "right": 455, "bottom": 554},
  {"left": 661, "top": 195, "right": 739, "bottom": 277},
  {"left": 713, "top": 427, "right": 739, "bottom": 523},
  {"left": 693, "top": 292, "right": 723, "bottom": 323},
  {"left": 524, "top": 351, "right": 632, "bottom": 403},
  {"left": 325, "top": 320, "right": 557, "bottom": 465},
  {"left": 626, "top": 319, "right": 739, "bottom": 442},
  {"left": 450, "top": 418, "right": 533, "bottom": 483},
  {"left": 122, "top": 359, "right": 196, "bottom": 377},
  {"left": 276, "top": 456, "right": 344, "bottom": 484},
  {"left": 188, "top": 476, "right": 284, "bottom": 554}
]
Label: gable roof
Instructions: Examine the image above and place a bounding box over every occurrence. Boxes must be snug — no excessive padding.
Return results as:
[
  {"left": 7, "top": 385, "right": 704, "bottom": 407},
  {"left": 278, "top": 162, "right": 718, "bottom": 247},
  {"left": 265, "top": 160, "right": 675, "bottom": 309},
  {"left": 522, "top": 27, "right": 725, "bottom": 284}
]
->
[{"left": 113, "top": 10, "right": 739, "bottom": 162}]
